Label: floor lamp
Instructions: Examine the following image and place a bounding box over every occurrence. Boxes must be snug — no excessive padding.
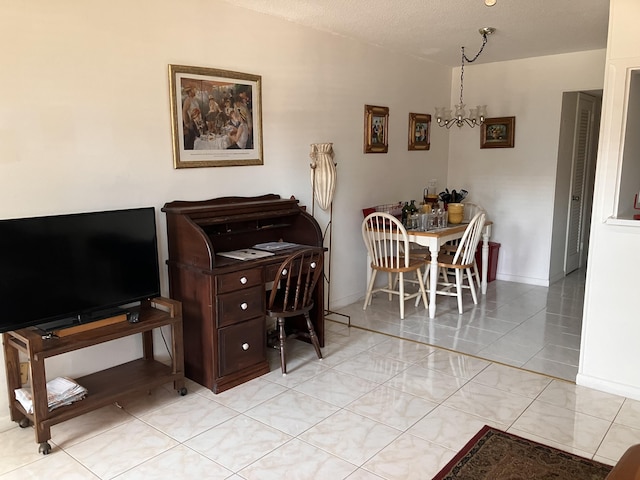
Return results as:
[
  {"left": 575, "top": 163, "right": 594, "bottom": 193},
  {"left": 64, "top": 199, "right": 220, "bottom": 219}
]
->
[{"left": 309, "top": 143, "right": 351, "bottom": 327}]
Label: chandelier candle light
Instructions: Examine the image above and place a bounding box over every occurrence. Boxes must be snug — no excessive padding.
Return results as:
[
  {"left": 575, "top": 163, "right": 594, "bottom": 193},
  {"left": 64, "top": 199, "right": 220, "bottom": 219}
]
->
[{"left": 435, "top": 27, "right": 495, "bottom": 129}]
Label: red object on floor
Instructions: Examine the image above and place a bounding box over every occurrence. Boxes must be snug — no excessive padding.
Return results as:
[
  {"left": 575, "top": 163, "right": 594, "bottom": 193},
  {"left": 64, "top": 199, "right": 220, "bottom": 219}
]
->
[{"left": 475, "top": 242, "right": 500, "bottom": 282}]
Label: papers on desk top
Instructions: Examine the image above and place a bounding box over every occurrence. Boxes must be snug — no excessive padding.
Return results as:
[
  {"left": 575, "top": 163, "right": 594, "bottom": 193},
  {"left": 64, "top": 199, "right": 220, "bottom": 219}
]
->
[
  {"left": 252, "top": 241, "right": 301, "bottom": 252},
  {"left": 217, "top": 242, "right": 306, "bottom": 261},
  {"left": 217, "top": 248, "right": 275, "bottom": 261}
]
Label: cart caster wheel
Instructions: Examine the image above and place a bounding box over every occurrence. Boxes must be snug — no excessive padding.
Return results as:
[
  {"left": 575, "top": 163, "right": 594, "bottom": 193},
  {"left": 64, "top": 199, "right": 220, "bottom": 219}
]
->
[
  {"left": 18, "top": 418, "right": 31, "bottom": 428},
  {"left": 38, "top": 442, "right": 51, "bottom": 455},
  {"left": 178, "top": 387, "right": 187, "bottom": 396}
]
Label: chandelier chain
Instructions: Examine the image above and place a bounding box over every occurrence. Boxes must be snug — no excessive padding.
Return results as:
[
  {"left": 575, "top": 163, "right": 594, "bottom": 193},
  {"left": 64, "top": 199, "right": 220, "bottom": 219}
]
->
[
  {"left": 435, "top": 28, "right": 493, "bottom": 129},
  {"left": 459, "top": 33, "right": 489, "bottom": 105},
  {"left": 463, "top": 32, "right": 489, "bottom": 64}
]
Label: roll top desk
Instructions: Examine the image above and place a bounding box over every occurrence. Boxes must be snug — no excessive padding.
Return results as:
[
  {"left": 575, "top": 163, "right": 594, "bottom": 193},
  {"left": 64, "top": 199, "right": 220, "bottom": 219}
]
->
[{"left": 162, "top": 194, "right": 325, "bottom": 393}]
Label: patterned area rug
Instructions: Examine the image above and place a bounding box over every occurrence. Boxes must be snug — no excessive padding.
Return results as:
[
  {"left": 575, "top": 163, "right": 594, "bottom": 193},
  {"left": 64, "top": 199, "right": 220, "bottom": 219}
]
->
[{"left": 433, "top": 425, "right": 613, "bottom": 480}]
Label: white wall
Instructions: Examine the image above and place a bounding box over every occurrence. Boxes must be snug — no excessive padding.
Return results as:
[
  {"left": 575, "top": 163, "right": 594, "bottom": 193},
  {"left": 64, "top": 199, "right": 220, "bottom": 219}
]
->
[
  {"left": 578, "top": 0, "right": 640, "bottom": 400},
  {"left": 447, "top": 50, "right": 606, "bottom": 285},
  {"left": 0, "top": 0, "right": 450, "bottom": 419}
]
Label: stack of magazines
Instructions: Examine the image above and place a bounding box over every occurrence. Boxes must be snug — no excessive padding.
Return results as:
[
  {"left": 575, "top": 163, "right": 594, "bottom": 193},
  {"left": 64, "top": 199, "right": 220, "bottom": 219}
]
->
[{"left": 15, "top": 376, "right": 88, "bottom": 413}]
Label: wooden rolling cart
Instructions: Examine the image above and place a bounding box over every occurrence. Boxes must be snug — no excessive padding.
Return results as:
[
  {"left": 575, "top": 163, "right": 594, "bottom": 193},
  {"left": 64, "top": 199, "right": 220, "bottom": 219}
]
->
[{"left": 2, "top": 297, "right": 186, "bottom": 454}]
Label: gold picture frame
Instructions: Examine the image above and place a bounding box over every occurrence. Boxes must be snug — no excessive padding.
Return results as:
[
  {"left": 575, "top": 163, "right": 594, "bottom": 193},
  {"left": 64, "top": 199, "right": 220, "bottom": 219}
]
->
[
  {"left": 364, "top": 105, "right": 389, "bottom": 153},
  {"left": 168, "top": 64, "right": 263, "bottom": 168},
  {"left": 480, "top": 116, "right": 515, "bottom": 149},
  {"left": 408, "top": 113, "right": 431, "bottom": 151}
]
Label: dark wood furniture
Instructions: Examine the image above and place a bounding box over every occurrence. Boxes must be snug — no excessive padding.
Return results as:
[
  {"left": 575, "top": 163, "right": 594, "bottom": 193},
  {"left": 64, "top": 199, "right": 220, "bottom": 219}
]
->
[
  {"left": 267, "top": 248, "right": 324, "bottom": 375},
  {"left": 606, "top": 444, "right": 640, "bottom": 479},
  {"left": 162, "top": 194, "right": 324, "bottom": 394},
  {"left": 3, "top": 297, "right": 186, "bottom": 454}
]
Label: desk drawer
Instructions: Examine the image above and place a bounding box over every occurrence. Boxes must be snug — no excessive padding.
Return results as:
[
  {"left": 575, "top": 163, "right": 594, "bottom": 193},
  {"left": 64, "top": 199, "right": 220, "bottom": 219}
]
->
[
  {"left": 264, "top": 263, "right": 282, "bottom": 283},
  {"left": 216, "top": 268, "right": 263, "bottom": 294},
  {"left": 217, "top": 286, "right": 264, "bottom": 327},
  {"left": 218, "top": 317, "right": 266, "bottom": 377}
]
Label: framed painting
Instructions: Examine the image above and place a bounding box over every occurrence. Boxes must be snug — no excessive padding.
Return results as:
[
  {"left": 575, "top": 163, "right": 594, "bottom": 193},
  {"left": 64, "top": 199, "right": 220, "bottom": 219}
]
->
[
  {"left": 480, "top": 116, "right": 515, "bottom": 149},
  {"left": 168, "top": 64, "right": 263, "bottom": 168},
  {"left": 408, "top": 113, "right": 431, "bottom": 151},
  {"left": 364, "top": 105, "right": 389, "bottom": 153}
]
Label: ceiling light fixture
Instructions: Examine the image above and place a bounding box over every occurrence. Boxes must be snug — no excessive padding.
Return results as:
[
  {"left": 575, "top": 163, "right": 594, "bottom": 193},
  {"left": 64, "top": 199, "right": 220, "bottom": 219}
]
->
[
  {"left": 485, "top": 0, "right": 497, "bottom": 6},
  {"left": 435, "top": 27, "right": 495, "bottom": 129}
]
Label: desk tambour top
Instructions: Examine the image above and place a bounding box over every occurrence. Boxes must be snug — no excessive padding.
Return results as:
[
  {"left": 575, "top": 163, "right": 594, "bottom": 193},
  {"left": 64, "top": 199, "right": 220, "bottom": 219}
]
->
[{"left": 162, "top": 194, "right": 323, "bottom": 270}]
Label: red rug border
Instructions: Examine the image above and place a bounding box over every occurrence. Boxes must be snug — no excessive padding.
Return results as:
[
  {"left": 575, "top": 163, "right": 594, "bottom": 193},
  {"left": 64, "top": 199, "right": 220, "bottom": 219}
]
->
[{"left": 432, "top": 425, "right": 611, "bottom": 480}]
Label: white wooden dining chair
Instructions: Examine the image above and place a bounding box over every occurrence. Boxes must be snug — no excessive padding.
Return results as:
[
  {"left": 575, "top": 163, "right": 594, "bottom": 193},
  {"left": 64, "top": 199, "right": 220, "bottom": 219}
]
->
[
  {"left": 461, "top": 202, "right": 486, "bottom": 223},
  {"left": 460, "top": 202, "right": 487, "bottom": 285},
  {"left": 421, "top": 212, "right": 487, "bottom": 314},
  {"left": 362, "top": 212, "right": 429, "bottom": 319},
  {"left": 439, "top": 202, "right": 486, "bottom": 285}
]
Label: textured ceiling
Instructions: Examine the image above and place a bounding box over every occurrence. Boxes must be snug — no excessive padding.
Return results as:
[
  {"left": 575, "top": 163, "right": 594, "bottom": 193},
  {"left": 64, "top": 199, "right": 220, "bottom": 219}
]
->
[{"left": 220, "top": 0, "right": 610, "bottom": 67}]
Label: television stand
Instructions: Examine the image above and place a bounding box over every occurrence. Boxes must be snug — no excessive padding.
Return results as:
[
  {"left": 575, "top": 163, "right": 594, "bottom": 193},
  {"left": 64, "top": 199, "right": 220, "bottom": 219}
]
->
[{"left": 2, "top": 297, "right": 186, "bottom": 454}]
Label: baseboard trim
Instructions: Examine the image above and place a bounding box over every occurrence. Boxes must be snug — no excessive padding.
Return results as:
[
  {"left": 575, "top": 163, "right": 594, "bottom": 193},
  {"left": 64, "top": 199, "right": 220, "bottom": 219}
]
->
[
  {"left": 329, "top": 292, "right": 363, "bottom": 310},
  {"left": 576, "top": 373, "right": 640, "bottom": 402},
  {"left": 495, "top": 273, "right": 550, "bottom": 286}
]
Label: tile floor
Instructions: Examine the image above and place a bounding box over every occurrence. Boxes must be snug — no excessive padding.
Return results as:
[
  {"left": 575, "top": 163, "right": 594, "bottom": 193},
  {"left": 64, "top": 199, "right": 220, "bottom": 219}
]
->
[
  {"left": 333, "top": 268, "right": 587, "bottom": 382},
  {"left": 2, "top": 314, "right": 640, "bottom": 479}
]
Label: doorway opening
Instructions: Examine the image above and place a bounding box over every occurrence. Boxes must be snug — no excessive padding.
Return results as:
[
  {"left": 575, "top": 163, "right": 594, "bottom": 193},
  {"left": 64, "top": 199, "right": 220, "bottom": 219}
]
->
[{"left": 549, "top": 90, "right": 602, "bottom": 283}]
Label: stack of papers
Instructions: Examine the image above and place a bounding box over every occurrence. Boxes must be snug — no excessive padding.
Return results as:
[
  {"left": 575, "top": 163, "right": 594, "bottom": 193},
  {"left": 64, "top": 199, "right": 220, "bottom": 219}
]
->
[
  {"left": 217, "top": 248, "right": 275, "bottom": 261},
  {"left": 15, "top": 376, "right": 88, "bottom": 413},
  {"left": 253, "top": 241, "right": 301, "bottom": 251}
]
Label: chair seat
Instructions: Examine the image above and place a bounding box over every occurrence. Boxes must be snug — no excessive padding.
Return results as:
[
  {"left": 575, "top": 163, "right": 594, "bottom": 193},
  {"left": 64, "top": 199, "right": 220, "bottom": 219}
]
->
[
  {"left": 435, "top": 253, "right": 473, "bottom": 269},
  {"left": 372, "top": 256, "right": 427, "bottom": 273},
  {"left": 267, "top": 303, "right": 313, "bottom": 318}
]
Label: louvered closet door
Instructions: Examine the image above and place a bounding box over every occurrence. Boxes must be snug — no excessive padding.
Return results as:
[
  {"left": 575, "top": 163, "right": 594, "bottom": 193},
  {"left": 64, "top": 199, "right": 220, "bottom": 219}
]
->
[{"left": 565, "top": 93, "right": 595, "bottom": 274}]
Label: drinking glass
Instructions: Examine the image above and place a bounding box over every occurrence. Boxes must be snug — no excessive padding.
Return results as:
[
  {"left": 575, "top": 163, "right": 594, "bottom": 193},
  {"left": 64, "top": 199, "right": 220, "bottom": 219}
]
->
[
  {"left": 439, "top": 210, "right": 448, "bottom": 228},
  {"left": 419, "top": 213, "right": 429, "bottom": 231},
  {"left": 408, "top": 214, "right": 419, "bottom": 230}
]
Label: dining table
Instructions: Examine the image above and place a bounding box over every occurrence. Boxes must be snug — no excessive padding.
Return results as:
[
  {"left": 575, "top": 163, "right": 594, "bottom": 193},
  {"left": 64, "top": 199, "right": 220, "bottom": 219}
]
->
[{"left": 365, "top": 220, "right": 493, "bottom": 319}]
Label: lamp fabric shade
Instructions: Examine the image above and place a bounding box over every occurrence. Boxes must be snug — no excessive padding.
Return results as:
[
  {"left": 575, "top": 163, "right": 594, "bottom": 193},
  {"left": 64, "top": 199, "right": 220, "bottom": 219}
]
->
[{"left": 309, "top": 143, "right": 336, "bottom": 211}]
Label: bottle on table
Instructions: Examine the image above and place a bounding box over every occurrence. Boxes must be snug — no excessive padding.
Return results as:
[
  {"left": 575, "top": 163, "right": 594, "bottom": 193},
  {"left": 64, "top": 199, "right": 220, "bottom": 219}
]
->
[{"left": 401, "top": 202, "right": 409, "bottom": 226}]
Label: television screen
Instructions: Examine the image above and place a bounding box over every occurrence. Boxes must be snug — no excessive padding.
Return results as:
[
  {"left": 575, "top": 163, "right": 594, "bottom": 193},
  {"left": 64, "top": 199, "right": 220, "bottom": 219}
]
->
[{"left": 0, "top": 207, "right": 161, "bottom": 333}]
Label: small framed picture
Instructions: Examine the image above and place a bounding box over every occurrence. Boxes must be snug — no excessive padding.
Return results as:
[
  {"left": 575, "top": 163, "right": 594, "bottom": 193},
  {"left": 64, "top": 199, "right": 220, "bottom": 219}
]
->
[
  {"left": 481, "top": 116, "right": 515, "bottom": 149},
  {"left": 364, "top": 105, "right": 389, "bottom": 153},
  {"left": 408, "top": 113, "right": 431, "bottom": 151}
]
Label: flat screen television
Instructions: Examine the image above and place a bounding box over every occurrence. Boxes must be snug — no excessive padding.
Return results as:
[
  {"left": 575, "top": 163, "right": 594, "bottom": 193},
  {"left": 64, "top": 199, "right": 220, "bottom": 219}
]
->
[{"left": 0, "top": 207, "right": 161, "bottom": 334}]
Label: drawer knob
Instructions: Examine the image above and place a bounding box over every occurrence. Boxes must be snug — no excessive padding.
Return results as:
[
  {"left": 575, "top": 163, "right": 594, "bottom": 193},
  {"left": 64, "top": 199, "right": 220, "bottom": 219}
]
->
[
  {"left": 281, "top": 268, "right": 288, "bottom": 276},
  {"left": 240, "top": 302, "right": 248, "bottom": 310},
  {"left": 242, "top": 343, "right": 250, "bottom": 351},
  {"left": 240, "top": 276, "right": 248, "bottom": 284}
]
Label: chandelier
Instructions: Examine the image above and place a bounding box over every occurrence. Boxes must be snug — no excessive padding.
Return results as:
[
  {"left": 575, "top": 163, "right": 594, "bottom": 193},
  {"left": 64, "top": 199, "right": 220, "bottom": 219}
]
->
[{"left": 435, "top": 27, "right": 495, "bottom": 129}]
